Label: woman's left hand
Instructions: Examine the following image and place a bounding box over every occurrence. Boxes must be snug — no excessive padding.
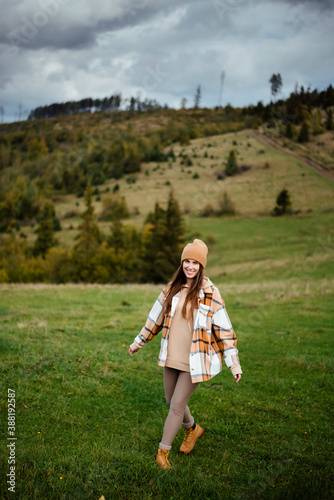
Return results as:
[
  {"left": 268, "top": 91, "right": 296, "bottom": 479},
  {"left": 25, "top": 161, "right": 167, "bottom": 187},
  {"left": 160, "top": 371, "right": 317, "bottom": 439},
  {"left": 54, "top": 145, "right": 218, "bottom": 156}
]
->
[{"left": 233, "top": 373, "right": 242, "bottom": 383}]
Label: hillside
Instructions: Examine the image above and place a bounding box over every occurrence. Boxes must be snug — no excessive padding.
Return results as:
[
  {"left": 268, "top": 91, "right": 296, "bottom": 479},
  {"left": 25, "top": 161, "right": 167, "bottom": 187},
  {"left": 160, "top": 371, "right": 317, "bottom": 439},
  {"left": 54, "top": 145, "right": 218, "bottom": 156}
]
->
[
  {"left": 16, "top": 128, "right": 334, "bottom": 248},
  {"left": 0, "top": 94, "right": 334, "bottom": 284}
]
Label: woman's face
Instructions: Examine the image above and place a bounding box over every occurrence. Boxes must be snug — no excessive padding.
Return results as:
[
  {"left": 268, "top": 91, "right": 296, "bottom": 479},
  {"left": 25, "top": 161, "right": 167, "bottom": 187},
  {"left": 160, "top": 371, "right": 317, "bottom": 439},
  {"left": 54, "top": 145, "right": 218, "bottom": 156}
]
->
[{"left": 182, "top": 259, "right": 200, "bottom": 280}]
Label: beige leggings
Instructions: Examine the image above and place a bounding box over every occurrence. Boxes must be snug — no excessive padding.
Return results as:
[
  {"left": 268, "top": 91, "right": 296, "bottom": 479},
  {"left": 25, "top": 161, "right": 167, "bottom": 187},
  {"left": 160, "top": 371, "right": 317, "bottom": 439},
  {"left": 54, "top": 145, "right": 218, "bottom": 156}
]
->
[{"left": 159, "top": 366, "right": 199, "bottom": 450}]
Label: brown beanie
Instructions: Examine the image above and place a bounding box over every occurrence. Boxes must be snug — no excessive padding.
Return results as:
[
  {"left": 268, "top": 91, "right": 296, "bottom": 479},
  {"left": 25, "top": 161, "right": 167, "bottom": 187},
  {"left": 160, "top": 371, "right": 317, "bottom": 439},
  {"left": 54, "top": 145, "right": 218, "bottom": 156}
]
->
[{"left": 181, "top": 239, "right": 208, "bottom": 269}]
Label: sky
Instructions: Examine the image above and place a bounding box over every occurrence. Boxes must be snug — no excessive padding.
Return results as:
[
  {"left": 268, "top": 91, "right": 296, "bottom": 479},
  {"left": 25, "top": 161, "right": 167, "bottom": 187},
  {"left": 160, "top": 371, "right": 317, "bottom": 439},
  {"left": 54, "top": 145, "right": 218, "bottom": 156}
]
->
[{"left": 0, "top": 0, "right": 333, "bottom": 122}]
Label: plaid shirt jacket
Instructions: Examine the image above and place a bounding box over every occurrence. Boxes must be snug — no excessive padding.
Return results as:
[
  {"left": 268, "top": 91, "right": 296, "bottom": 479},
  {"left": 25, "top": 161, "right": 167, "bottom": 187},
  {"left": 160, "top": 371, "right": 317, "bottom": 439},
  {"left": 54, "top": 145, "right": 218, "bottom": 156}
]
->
[{"left": 134, "top": 279, "right": 242, "bottom": 383}]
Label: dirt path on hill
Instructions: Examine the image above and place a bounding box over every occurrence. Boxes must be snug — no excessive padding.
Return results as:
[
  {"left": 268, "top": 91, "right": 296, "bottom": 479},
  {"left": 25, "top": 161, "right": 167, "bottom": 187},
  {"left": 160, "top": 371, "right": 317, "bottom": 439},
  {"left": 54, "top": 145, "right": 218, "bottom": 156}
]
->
[{"left": 250, "top": 130, "right": 334, "bottom": 181}]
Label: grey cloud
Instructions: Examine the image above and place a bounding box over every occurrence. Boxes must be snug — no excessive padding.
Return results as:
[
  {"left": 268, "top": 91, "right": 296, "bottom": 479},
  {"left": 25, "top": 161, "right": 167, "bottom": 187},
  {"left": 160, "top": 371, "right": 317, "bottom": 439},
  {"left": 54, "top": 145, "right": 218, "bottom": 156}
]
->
[
  {"left": 282, "top": 0, "right": 334, "bottom": 9},
  {"left": 0, "top": 0, "right": 333, "bottom": 123},
  {"left": 0, "top": 0, "right": 190, "bottom": 51}
]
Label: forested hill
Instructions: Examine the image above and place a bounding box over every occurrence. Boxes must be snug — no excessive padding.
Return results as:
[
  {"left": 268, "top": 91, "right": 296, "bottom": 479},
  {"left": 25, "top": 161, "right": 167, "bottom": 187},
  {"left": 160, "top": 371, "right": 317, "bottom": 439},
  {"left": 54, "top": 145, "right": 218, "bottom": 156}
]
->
[
  {"left": 1, "top": 84, "right": 333, "bottom": 209},
  {"left": 0, "top": 82, "right": 333, "bottom": 284}
]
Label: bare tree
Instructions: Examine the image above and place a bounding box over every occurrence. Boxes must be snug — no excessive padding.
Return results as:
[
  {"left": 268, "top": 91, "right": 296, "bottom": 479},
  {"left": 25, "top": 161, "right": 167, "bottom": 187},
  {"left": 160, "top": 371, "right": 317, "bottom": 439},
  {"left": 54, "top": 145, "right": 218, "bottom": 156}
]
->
[
  {"left": 180, "top": 97, "right": 187, "bottom": 109},
  {"left": 194, "top": 85, "right": 201, "bottom": 108},
  {"left": 218, "top": 70, "right": 225, "bottom": 107}
]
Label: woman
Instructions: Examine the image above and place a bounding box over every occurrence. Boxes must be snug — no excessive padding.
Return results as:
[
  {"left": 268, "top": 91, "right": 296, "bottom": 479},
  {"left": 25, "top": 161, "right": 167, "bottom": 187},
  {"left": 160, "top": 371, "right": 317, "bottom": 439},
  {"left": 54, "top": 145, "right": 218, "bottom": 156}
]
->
[{"left": 129, "top": 239, "right": 242, "bottom": 469}]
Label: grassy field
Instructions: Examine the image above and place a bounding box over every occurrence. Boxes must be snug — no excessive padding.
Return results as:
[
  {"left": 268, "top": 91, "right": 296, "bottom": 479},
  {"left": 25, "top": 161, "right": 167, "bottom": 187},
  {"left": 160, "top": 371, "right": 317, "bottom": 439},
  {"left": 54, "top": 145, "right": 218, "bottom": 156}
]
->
[
  {"left": 1, "top": 212, "right": 333, "bottom": 499},
  {"left": 263, "top": 128, "right": 334, "bottom": 173}
]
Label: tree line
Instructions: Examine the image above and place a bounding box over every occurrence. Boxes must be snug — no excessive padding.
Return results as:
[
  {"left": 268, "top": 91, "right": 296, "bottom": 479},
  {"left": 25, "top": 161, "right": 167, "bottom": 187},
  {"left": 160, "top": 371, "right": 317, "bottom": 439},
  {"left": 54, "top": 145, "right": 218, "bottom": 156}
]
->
[
  {"left": 0, "top": 186, "right": 185, "bottom": 284},
  {"left": 28, "top": 94, "right": 164, "bottom": 120}
]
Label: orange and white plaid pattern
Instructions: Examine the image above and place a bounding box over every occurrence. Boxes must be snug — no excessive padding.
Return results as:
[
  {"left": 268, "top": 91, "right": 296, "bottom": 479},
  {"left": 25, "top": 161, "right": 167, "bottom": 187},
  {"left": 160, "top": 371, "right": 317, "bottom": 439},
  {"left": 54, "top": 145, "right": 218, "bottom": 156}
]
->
[{"left": 134, "top": 279, "right": 242, "bottom": 383}]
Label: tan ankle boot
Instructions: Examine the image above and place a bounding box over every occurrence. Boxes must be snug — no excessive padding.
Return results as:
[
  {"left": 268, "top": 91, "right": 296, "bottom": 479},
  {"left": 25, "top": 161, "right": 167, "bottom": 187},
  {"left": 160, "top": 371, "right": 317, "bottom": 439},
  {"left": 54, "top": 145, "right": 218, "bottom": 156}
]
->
[
  {"left": 180, "top": 424, "right": 204, "bottom": 454},
  {"left": 156, "top": 448, "right": 172, "bottom": 469}
]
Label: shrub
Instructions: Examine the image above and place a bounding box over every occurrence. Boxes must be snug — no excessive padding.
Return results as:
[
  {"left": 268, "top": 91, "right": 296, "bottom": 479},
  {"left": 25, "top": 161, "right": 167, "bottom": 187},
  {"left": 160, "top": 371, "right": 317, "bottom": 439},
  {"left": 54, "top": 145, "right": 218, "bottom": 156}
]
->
[
  {"left": 193, "top": 172, "right": 200, "bottom": 179},
  {"left": 167, "top": 148, "right": 176, "bottom": 161},
  {"left": 144, "top": 147, "right": 168, "bottom": 162},
  {"left": 45, "top": 247, "right": 74, "bottom": 283},
  {"left": 179, "top": 133, "right": 190, "bottom": 145},
  {"left": 181, "top": 156, "right": 193, "bottom": 166},
  {"left": 217, "top": 192, "right": 236, "bottom": 216},
  {"left": 64, "top": 210, "right": 79, "bottom": 219},
  {"left": 99, "top": 194, "right": 129, "bottom": 221},
  {"left": 183, "top": 203, "right": 191, "bottom": 214},
  {"left": 200, "top": 204, "right": 215, "bottom": 217},
  {"left": 206, "top": 234, "right": 216, "bottom": 246},
  {"left": 215, "top": 171, "right": 226, "bottom": 180},
  {"left": 0, "top": 268, "right": 9, "bottom": 283},
  {"left": 239, "top": 165, "right": 252, "bottom": 173}
]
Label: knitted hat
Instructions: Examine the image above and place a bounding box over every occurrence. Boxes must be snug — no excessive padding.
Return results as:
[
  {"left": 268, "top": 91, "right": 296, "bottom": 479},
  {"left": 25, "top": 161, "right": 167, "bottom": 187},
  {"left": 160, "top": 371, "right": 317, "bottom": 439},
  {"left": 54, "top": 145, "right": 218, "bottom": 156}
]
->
[{"left": 181, "top": 239, "right": 208, "bottom": 269}]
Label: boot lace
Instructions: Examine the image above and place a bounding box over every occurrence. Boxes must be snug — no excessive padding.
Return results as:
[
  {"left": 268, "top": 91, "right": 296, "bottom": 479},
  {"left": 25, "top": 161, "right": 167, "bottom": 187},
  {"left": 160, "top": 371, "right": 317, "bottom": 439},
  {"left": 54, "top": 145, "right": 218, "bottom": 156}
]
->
[{"left": 184, "top": 427, "right": 194, "bottom": 443}]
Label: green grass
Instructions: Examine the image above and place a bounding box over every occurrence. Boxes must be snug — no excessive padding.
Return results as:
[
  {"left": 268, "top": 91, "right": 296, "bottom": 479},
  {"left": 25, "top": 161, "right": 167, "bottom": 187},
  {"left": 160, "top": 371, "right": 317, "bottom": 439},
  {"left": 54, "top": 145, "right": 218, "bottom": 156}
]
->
[{"left": 1, "top": 213, "right": 334, "bottom": 499}]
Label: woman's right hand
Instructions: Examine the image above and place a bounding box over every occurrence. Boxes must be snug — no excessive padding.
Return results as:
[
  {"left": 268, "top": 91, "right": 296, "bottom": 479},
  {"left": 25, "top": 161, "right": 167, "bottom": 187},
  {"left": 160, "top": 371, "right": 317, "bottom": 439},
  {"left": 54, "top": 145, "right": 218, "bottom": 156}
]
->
[{"left": 129, "top": 344, "right": 139, "bottom": 356}]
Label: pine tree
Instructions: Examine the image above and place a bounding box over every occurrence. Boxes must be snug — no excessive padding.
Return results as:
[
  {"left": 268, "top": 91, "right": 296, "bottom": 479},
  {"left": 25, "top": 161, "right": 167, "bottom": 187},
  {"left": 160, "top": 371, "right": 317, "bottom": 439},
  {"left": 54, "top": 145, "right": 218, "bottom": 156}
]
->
[
  {"left": 297, "top": 122, "right": 310, "bottom": 143},
  {"left": 108, "top": 219, "right": 124, "bottom": 253},
  {"left": 269, "top": 73, "right": 283, "bottom": 99},
  {"left": 141, "top": 192, "right": 185, "bottom": 283},
  {"left": 74, "top": 182, "right": 101, "bottom": 280},
  {"left": 33, "top": 201, "right": 57, "bottom": 257},
  {"left": 272, "top": 188, "right": 292, "bottom": 216},
  {"left": 225, "top": 150, "right": 238, "bottom": 176}
]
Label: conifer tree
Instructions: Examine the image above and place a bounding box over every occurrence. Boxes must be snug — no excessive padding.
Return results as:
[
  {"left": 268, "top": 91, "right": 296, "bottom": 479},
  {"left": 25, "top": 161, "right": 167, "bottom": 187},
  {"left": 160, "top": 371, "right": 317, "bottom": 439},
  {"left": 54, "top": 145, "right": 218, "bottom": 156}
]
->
[
  {"left": 75, "top": 182, "right": 101, "bottom": 250},
  {"left": 297, "top": 122, "right": 310, "bottom": 143},
  {"left": 108, "top": 219, "right": 124, "bottom": 253},
  {"left": 141, "top": 191, "right": 185, "bottom": 283},
  {"left": 33, "top": 201, "right": 57, "bottom": 257},
  {"left": 269, "top": 73, "right": 283, "bottom": 98},
  {"left": 74, "top": 182, "right": 101, "bottom": 280},
  {"left": 272, "top": 188, "right": 292, "bottom": 216},
  {"left": 225, "top": 150, "right": 238, "bottom": 176}
]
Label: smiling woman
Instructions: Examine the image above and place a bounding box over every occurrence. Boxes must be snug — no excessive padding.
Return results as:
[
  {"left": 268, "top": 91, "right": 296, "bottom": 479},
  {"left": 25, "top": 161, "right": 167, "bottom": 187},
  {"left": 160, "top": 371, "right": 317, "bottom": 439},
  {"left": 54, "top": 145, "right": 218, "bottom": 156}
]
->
[{"left": 129, "top": 239, "right": 242, "bottom": 470}]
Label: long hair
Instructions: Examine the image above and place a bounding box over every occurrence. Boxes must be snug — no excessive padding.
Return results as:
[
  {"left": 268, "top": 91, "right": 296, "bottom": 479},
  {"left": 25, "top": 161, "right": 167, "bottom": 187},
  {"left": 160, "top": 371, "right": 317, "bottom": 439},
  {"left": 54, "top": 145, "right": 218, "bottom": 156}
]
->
[{"left": 162, "top": 263, "right": 204, "bottom": 320}]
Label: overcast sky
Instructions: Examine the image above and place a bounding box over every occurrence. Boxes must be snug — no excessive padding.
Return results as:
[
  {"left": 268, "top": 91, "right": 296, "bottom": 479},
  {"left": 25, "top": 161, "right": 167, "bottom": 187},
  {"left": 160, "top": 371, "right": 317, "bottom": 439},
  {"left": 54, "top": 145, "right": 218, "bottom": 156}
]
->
[{"left": 0, "top": 0, "right": 333, "bottom": 122}]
